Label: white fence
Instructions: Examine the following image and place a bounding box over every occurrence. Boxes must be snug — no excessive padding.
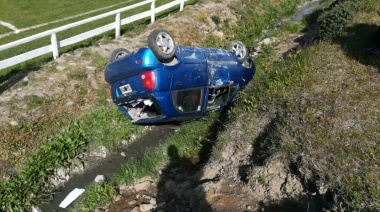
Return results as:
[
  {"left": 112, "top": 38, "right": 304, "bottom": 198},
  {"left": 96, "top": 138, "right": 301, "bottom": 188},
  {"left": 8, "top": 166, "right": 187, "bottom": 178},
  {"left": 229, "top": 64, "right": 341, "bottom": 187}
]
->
[{"left": 0, "top": 0, "right": 186, "bottom": 70}]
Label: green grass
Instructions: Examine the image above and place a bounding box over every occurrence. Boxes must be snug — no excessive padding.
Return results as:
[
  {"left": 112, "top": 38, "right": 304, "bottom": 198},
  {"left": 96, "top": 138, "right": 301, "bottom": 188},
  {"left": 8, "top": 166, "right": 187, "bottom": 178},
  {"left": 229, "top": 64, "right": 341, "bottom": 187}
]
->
[
  {"left": 0, "top": 26, "right": 11, "bottom": 34},
  {"left": 0, "top": 0, "right": 136, "bottom": 28}
]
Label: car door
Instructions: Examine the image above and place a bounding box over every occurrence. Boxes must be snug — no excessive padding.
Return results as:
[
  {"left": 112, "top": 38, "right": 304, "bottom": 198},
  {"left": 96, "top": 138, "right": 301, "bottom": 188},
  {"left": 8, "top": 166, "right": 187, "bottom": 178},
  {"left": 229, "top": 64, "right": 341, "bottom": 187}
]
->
[
  {"left": 203, "top": 48, "right": 242, "bottom": 111},
  {"left": 170, "top": 46, "right": 208, "bottom": 115}
]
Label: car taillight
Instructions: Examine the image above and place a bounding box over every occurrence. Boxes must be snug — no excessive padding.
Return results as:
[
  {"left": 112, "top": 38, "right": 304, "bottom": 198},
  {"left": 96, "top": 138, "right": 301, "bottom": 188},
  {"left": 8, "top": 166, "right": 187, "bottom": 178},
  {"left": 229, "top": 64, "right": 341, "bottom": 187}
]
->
[{"left": 140, "top": 71, "right": 156, "bottom": 90}]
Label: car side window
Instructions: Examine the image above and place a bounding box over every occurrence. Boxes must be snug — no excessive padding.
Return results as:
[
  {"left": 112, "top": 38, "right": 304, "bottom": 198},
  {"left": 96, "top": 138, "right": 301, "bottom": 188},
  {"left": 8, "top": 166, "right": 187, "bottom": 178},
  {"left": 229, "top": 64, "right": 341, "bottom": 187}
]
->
[
  {"left": 207, "top": 84, "right": 238, "bottom": 110},
  {"left": 172, "top": 88, "right": 203, "bottom": 113}
]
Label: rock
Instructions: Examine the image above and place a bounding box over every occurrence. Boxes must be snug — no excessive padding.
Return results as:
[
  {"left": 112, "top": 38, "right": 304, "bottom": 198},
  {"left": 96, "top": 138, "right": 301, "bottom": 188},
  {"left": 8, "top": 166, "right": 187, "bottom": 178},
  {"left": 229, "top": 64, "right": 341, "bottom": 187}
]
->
[
  {"left": 119, "top": 184, "right": 129, "bottom": 193},
  {"left": 56, "top": 65, "right": 66, "bottom": 71},
  {"left": 140, "top": 203, "right": 154, "bottom": 212},
  {"left": 86, "top": 66, "right": 96, "bottom": 71},
  {"left": 259, "top": 38, "right": 274, "bottom": 45},
  {"left": 150, "top": 198, "right": 157, "bottom": 205},
  {"left": 49, "top": 168, "right": 70, "bottom": 187},
  {"left": 56, "top": 168, "right": 69, "bottom": 181},
  {"left": 94, "top": 175, "right": 106, "bottom": 183},
  {"left": 70, "top": 158, "right": 85, "bottom": 174},
  {"left": 31, "top": 205, "right": 42, "bottom": 212},
  {"left": 318, "top": 184, "right": 328, "bottom": 195},
  {"left": 10, "top": 121, "right": 18, "bottom": 126},
  {"left": 89, "top": 146, "right": 107, "bottom": 158},
  {"left": 121, "top": 139, "right": 129, "bottom": 145},
  {"left": 128, "top": 200, "right": 137, "bottom": 206},
  {"left": 139, "top": 176, "right": 152, "bottom": 183},
  {"left": 134, "top": 181, "right": 151, "bottom": 191},
  {"left": 94, "top": 208, "right": 106, "bottom": 212},
  {"left": 23, "top": 77, "right": 30, "bottom": 83},
  {"left": 131, "top": 206, "right": 140, "bottom": 212},
  {"left": 120, "top": 152, "right": 127, "bottom": 157},
  {"left": 113, "top": 195, "right": 122, "bottom": 202}
]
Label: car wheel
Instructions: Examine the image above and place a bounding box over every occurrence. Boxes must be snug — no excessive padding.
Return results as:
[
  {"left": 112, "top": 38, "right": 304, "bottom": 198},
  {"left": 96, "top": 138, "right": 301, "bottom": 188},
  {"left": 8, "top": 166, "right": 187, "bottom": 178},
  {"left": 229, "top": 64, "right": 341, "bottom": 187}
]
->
[
  {"left": 110, "top": 48, "right": 130, "bottom": 62},
  {"left": 148, "top": 29, "right": 176, "bottom": 61},
  {"left": 227, "top": 40, "right": 248, "bottom": 63}
]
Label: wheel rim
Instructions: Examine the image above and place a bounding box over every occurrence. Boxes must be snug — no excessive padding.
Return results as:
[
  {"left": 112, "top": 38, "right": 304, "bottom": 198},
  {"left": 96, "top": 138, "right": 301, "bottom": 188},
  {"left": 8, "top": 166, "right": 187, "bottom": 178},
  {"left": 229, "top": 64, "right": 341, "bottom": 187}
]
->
[
  {"left": 231, "top": 43, "right": 246, "bottom": 60},
  {"left": 156, "top": 32, "right": 174, "bottom": 55},
  {"left": 115, "top": 51, "right": 127, "bottom": 59}
]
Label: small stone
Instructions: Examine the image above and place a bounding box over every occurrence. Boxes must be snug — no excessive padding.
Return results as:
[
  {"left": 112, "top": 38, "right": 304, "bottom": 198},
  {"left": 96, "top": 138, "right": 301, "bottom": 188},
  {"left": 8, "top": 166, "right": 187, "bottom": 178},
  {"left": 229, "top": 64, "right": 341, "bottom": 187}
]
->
[
  {"left": 10, "top": 121, "right": 18, "bottom": 126},
  {"left": 56, "top": 168, "right": 69, "bottom": 180},
  {"left": 318, "top": 185, "right": 328, "bottom": 195},
  {"left": 139, "top": 176, "right": 152, "bottom": 183},
  {"left": 113, "top": 195, "right": 122, "bottom": 202},
  {"left": 131, "top": 206, "right": 140, "bottom": 212},
  {"left": 94, "top": 175, "right": 106, "bottom": 183},
  {"left": 119, "top": 184, "right": 129, "bottom": 193},
  {"left": 86, "top": 66, "right": 96, "bottom": 71},
  {"left": 127, "top": 200, "right": 137, "bottom": 206},
  {"left": 150, "top": 198, "right": 157, "bottom": 205},
  {"left": 23, "top": 77, "right": 30, "bottom": 82},
  {"left": 31, "top": 205, "right": 42, "bottom": 212},
  {"left": 56, "top": 65, "right": 66, "bottom": 71},
  {"left": 134, "top": 181, "right": 151, "bottom": 191},
  {"left": 89, "top": 146, "right": 107, "bottom": 158},
  {"left": 140, "top": 203, "right": 154, "bottom": 212},
  {"left": 120, "top": 152, "right": 127, "bottom": 157}
]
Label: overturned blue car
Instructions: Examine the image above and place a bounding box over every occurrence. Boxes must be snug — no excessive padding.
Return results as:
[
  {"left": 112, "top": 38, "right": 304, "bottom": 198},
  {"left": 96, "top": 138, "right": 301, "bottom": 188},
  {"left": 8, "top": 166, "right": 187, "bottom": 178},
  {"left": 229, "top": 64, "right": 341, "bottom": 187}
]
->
[{"left": 104, "top": 29, "right": 255, "bottom": 124}]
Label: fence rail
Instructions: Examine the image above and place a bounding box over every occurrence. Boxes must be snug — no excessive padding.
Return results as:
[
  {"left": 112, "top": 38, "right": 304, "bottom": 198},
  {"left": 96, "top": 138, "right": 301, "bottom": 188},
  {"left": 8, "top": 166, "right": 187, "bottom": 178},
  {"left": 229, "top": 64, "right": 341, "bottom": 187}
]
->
[{"left": 0, "top": 0, "right": 186, "bottom": 70}]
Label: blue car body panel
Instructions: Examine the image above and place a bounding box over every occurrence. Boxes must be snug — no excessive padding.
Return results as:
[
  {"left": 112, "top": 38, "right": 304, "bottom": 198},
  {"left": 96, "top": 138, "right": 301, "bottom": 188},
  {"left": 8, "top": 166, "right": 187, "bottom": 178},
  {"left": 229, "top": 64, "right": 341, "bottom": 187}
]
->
[{"left": 104, "top": 45, "right": 255, "bottom": 124}]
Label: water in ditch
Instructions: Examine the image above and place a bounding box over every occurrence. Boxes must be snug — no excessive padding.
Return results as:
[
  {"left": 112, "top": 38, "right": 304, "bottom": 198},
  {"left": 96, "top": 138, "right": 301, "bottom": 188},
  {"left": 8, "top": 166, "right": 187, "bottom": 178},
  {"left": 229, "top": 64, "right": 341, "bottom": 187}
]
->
[
  {"left": 294, "top": 0, "right": 321, "bottom": 22},
  {"left": 40, "top": 125, "right": 176, "bottom": 212}
]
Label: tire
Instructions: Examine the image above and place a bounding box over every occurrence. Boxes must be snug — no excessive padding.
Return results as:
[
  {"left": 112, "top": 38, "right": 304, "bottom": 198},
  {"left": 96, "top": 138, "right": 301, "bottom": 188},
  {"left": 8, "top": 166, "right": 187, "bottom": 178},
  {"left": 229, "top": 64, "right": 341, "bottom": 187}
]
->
[
  {"left": 226, "top": 40, "right": 248, "bottom": 63},
  {"left": 110, "top": 48, "right": 130, "bottom": 62},
  {"left": 148, "top": 29, "right": 176, "bottom": 61}
]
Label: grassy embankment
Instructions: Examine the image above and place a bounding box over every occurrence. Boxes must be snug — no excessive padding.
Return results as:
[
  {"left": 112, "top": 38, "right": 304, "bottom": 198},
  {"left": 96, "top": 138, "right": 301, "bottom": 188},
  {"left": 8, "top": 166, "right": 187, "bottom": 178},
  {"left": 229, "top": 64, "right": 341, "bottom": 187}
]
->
[{"left": 224, "top": 0, "right": 380, "bottom": 210}]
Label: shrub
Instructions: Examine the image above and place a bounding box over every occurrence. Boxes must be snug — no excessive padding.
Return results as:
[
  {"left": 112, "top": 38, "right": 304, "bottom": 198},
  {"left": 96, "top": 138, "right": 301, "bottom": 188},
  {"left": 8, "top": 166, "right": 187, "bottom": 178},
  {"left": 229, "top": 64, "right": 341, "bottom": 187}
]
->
[{"left": 318, "top": 2, "right": 353, "bottom": 40}]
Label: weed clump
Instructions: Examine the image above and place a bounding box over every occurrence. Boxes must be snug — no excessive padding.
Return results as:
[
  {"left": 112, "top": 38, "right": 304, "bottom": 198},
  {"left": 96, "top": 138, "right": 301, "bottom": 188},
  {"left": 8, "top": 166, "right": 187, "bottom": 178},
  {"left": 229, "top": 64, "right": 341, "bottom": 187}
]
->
[{"left": 318, "top": 1, "right": 353, "bottom": 40}]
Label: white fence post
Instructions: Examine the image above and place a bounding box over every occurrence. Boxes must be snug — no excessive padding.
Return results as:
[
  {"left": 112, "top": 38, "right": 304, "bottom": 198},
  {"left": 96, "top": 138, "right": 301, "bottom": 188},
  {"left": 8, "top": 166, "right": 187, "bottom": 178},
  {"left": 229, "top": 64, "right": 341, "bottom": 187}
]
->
[
  {"left": 151, "top": 0, "right": 155, "bottom": 24},
  {"left": 115, "top": 13, "right": 121, "bottom": 38},
  {"left": 51, "top": 32, "right": 59, "bottom": 59},
  {"left": 180, "top": 0, "right": 184, "bottom": 11}
]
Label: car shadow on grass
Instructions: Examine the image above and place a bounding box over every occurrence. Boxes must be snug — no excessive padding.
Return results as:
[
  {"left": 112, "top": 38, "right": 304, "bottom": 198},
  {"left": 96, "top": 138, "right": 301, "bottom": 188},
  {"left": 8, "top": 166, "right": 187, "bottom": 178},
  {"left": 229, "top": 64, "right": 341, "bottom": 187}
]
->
[
  {"left": 155, "top": 107, "right": 229, "bottom": 211},
  {"left": 332, "top": 23, "right": 380, "bottom": 71},
  {"left": 238, "top": 112, "right": 334, "bottom": 211}
]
